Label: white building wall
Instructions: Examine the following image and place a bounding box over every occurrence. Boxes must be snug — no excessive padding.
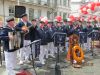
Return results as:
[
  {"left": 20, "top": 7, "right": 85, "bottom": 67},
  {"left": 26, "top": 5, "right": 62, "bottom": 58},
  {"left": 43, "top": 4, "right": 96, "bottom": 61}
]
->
[
  {"left": 41, "top": 9, "right": 47, "bottom": 17},
  {"left": 34, "top": 10, "right": 38, "bottom": 18},
  {"left": 42, "top": 0, "right": 47, "bottom": 3},
  {"left": 70, "top": 3, "right": 81, "bottom": 17},
  {"left": 56, "top": 0, "right": 70, "bottom": 18},
  {"left": 33, "top": 0, "right": 37, "bottom": 4},
  {"left": 0, "top": 1, "right": 4, "bottom": 16},
  {"left": 0, "top": 1, "right": 11, "bottom": 22},
  {"left": 0, "top": 0, "right": 70, "bottom": 22},
  {"left": 70, "top": 0, "right": 82, "bottom": 17}
]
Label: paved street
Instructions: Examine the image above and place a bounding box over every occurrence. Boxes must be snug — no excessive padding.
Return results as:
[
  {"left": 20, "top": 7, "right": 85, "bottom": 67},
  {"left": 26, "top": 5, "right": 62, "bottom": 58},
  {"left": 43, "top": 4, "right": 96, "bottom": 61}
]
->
[{"left": 0, "top": 47, "right": 100, "bottom": 75}]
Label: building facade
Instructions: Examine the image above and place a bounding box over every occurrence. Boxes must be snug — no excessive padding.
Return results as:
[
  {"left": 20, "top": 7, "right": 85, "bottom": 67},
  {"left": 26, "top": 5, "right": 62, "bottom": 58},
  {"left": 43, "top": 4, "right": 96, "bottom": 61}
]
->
[
  {"left": 70, "top": 0, "right": 83, "bottom": 17},
  {"left": 0, "top": 0, "right": 70, "bottom": 23}
]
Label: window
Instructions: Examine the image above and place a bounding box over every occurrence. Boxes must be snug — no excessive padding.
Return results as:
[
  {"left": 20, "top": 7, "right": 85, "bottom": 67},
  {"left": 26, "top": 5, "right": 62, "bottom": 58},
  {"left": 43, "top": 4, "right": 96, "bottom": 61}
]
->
[
  {"left": 68, "top": 0, "right": 70, "bottom": 7},
  {"left": 59, "top": 12, "right": 62, "bottom": 16},
  {"left": 38, "top": 10, "right": 41, "bottom": 18},
  {"left": 60, "top": 0, "right": 62, "bottom": 5},
  {"left": 54, "top": 0, "right": 57, "bottom": 7},
  {"left": 29, "top": 0, "right": 34, "bottom": 2},
  {"left": 29, "top": 8, "right": 34, "bottom": 20},
  {"left": 22, "top": 0, "right": 33, "bottom": 3},
  {"left": 38, "top": 0, "right": 41, "bottom": 4},
  {"left": 63, "top": 0, "right": 67, "bottom": 6},
  {"left": 9, "top": 6, "right": 14, "bottom": 17},
  {"left": 47, "top": 0, "right": 50, "bottom": 6},
  {"left": 54, "top": 12, "right": 57, "bottom": 18},
  {"left": 63, "top": 13, "right": 67, "bottom": 19},
  {"left": 47, "top": 11, "right": 50, "bottom": 19}
]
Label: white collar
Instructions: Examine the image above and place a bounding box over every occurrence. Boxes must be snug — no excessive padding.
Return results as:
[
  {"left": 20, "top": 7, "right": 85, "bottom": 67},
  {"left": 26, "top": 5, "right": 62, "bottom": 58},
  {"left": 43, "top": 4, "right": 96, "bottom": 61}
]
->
[{"left": 21, "top": 19, "right": 27, "bottom": 26}]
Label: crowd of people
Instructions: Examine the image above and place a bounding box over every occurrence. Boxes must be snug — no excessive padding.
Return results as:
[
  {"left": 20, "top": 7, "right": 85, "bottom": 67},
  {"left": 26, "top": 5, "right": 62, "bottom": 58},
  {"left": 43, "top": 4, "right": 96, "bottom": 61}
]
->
[{"left": 0, "top": 13, "right": 100, "bottom": 75}]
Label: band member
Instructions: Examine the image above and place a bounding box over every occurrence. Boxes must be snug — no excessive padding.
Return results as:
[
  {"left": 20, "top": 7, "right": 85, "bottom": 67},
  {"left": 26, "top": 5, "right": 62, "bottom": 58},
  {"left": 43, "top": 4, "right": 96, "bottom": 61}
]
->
[
  {"left": 16, "top": 13, "right": 32, "bottom": 64},
  {"left": 75, "top": 21, "right": 87, "bottom": 49},
  {"left": 62, "top": 19, "right": 70, "bottom": 34},
  {"left": 54, "top": 21, "right": 64, "bottom": 53},
  {"left": 62, "top": 19, "right": 70, "bottom": 52},
  {"left": 47, "top": 20, "right": 55, "bottom": 58},
  {"left": 86, "top": 22, "right": 93, "bottom": 51},
  {"left": 75, "top": 21, "right": 83, "bottom": 35},
  {"left": 29, "top": 19, "right": 39, "bottom": 42},
  {"left": 44, "top": 21, "right": 49, "bottom": 59},
  {"left": 93, "top": 22, "right": 99, "bottom": 30},
  {"left": 0, "top": 19, "right": 3, "bottom": 66},
  {"left": 82, "top": 22, "right": 88, "bottom": 50},
  {"left": 48, "top": 21, "right": 57, "bottom": 54},
  {"left": 29, "top": 19, "right": 39, "bottom": 58},
  {"left": 0, "top": 17, "right": 17, "bottom": 75},
  {"left": 67, "top": 20, "right": 74, "bottom": 36},
  {"left": 0, "top": 19, "right": 3, "bottom": 45},
  {"left": 55, "top": 21, "right": 63, "bottom": 32},
  {"left": 38, "top": 21, "right": 48, "bottom": 65}
]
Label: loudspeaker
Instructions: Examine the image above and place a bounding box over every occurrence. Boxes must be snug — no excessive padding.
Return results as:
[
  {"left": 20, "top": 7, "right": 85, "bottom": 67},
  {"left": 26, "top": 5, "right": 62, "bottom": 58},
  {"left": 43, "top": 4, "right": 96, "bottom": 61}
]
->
[{"left": 15, "top": 5, "right": 26, "bottom": 18}]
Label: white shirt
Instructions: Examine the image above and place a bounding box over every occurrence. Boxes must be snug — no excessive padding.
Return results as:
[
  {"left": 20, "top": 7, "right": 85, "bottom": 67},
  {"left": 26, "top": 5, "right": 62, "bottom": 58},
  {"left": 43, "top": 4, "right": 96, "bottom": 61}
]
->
[{"left": 21, "top": 19, "right": 27, "bottom": 26}]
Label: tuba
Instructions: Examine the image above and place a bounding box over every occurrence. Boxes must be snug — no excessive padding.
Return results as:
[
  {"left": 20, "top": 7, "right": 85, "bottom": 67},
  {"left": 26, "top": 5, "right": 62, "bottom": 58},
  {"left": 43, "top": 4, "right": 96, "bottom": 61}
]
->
[{"left": 8, "top": 31, "right": 21, "bottom": 50}]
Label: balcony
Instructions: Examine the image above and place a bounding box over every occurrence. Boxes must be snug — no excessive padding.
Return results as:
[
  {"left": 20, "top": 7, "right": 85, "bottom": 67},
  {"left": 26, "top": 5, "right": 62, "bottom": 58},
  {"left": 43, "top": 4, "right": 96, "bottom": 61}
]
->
[{"left": 10, "top": 0, "right": 56, "bottom": 9}]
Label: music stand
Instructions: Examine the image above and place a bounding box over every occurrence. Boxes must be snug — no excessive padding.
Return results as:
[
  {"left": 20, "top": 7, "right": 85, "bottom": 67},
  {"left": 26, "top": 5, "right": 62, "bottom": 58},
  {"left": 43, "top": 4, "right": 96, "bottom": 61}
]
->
[
  {"left": 34, "top": 40, "right": 41, "bottom": 58},
  {"left": 79, "top": 32, "right": 87, "bottom": 49},
  {"left": 91, "top": 30, "right": 99, "bottom": 56},
  {"left": 20, "top": 39, "right": 41, "bottom": 75},
  {"left": 52, "top": 32, "right": 66, "bottom": 75}
]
